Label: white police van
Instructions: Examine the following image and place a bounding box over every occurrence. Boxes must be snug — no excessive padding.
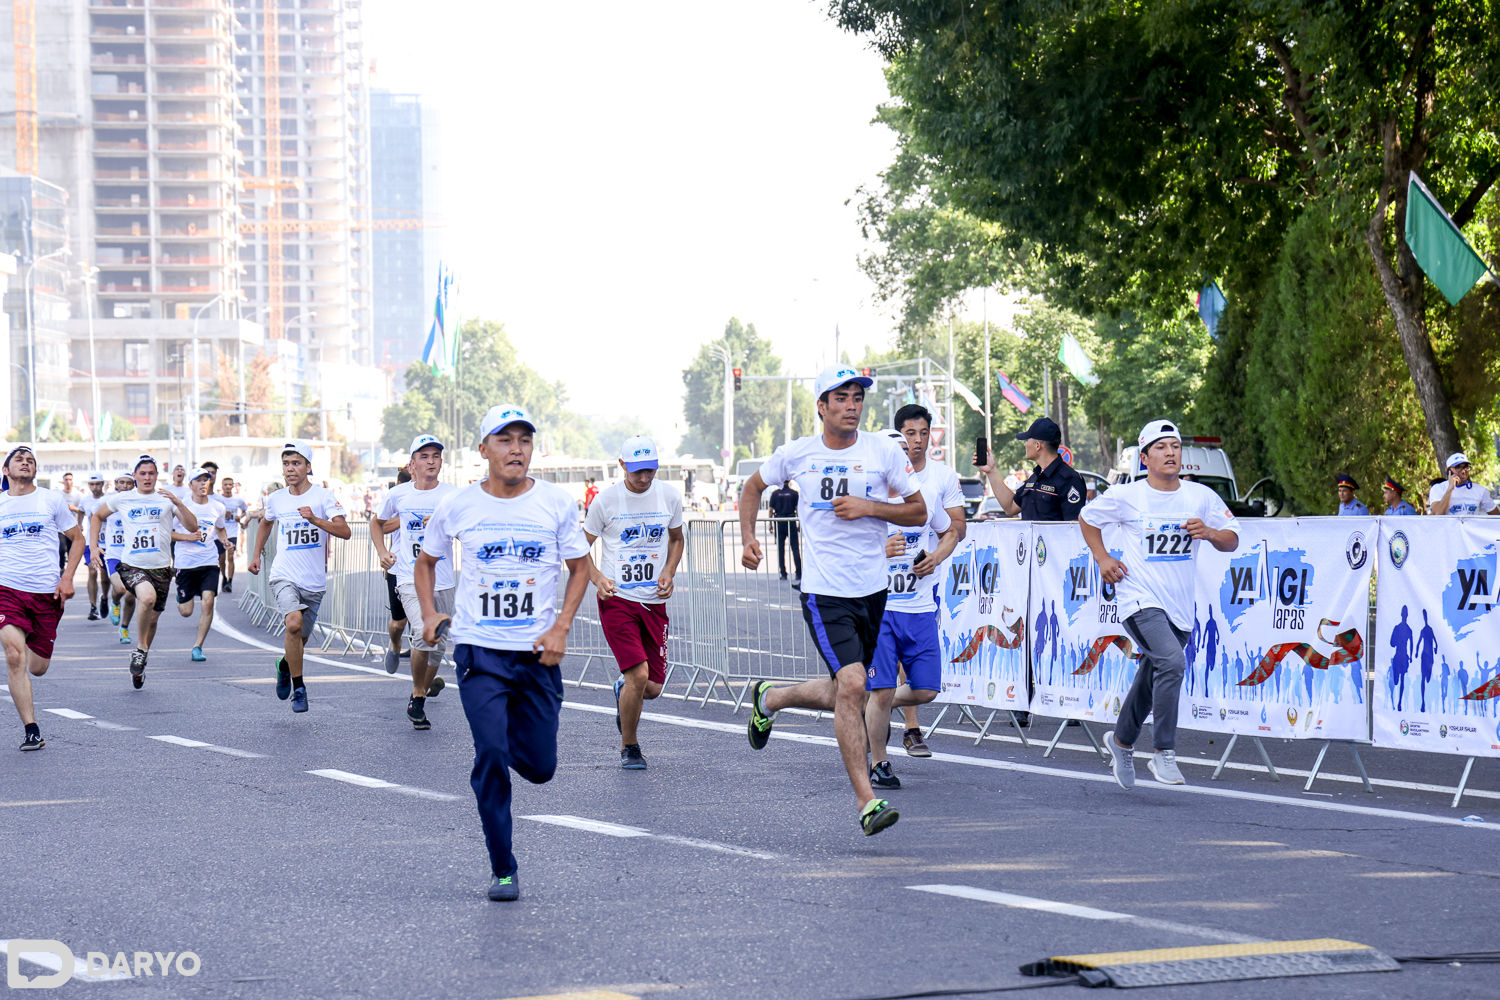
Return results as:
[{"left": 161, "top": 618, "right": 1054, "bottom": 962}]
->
[{"left": 1108, "top": 436, "right": 1286, "bottom": 517}]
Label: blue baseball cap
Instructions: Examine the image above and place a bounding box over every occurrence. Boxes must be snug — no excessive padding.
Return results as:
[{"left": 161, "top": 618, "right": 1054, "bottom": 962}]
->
[
  {"left": 814, "top": 365, "right": 873, "bottom": 397},
  {"left": 619, "top": 435, "right": 659, "bottom": 472},
  {"left": 481, "top": 404, "right": 536, "bottom": 438}
]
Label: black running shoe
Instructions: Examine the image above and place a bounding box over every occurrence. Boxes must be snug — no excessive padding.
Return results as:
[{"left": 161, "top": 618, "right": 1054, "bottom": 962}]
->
[
  {"left": 488, "top": 873, "right": 519, "bottom": 902},
  {"left": 223, "top": 580, "right": 232, "bottom": 594},
  {"left": 426, "top": 675, "right": 444, "bottom": 698},
  {"left": 621, "top": 743, "right": 646, "bottom": 770},
  {"left": 87, "top": 610, "right": 99, "bottom": 622},
  {"left": 129, "top": 648, "right": 147, "bottom": 689},
  {"left": 19, "top": 731, "right": 44, "bottom": 751},
  {"left": 870, "top": 760, "right": 901, "bottom": 789},
  {"left": 407, "top": 696, "right": 430, "bottom": 730},
  {"left": 747, "top": 680, "right": 775, "bottom": 750},
  {"left": 275, "top": 657, "right": 291, "bottom": 700},
  {"left": 860, "top": 798, "right": 899, "bottom": 836}
]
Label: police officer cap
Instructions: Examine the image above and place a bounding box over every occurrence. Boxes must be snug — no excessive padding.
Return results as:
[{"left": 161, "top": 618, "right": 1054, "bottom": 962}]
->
[
  {"left": 1335, "top": 473, "right": 1359, "bottom": 490},
  {"left": 1384, "top": 477, "right": 1404, "bottom": 493},
  {"left": 1015, "top": 417, "right": 1062, "bottom": 445}
]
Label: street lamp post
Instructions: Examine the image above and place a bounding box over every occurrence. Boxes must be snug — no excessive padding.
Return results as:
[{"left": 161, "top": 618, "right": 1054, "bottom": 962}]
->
[
  {"left": 23, "top": 246, "right": 72, "bottom": 444},
  {"left": 190, "top": 290, "right": 232, "bottom": 468}
]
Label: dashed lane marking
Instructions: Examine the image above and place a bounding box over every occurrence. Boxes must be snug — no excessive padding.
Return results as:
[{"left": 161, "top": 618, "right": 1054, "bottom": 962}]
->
[
  {"left": 148, "top": 734, "right": 267, "bottom": 759},
  {"left": 906, "top": 885, "right": 1264, "bottom": 945},
  {"left": 523, "top": 814, "right": 781, "bottom": 860},
  {"left": 211, "top": 617, "right": 412, "bottom": 680},
  {"left": 559, "top": 702, "right": 1500, "bottom": 833},
  {"left": 40, "top": 707, "right": 138, "bottom": 731},
  {"left": 306, "top": 768, "right": 461, "bottom": 801}
]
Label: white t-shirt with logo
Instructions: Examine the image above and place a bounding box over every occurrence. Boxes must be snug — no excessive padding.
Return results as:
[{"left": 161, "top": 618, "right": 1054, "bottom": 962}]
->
[
  {"left": 264, "top": 485, "right": 346, "bottom": 590},
  {"left": 1079, "top": 478, "right": 1240, "bottom": 630},
  {"left": 377, "top": 480, "right": 458, "bottom": 589},
  {"left": 422, "top": 479, "right": 591, "bottom": 652},
  {"left": 174, "top": 496, "right": 226, "bottom": 570},
  {"left": 105, "top": 489, "right": 180, "bottom": 570},
  {"left": 161, "top": 483, "right": 191, "bottom": 501},
  {"left": 80, "top": 494, "right": 109, "bottom": 549},
  {"left": 757, "top": 431, "right": 919, "bottom": 599},
  {"left": 0, "top": 488, "right": 76, "bottom": 594},
  {"left": 884, "top": 476, "right": 953, "bottom": 616},
  {"left": 104, "top": 498, "right": 128, "bottom": 560},
  {"left": 913, "top": 461, "right": 966, "bottom": 517},
  {"left": 214, "top": 495, "right": 249, "bottom": 538},
  {"left": 583, "top": 479, "right": 685, "bottom": 605},
  {"left": 1429, "top": 480, "right": 1497, "bottom": 516}
]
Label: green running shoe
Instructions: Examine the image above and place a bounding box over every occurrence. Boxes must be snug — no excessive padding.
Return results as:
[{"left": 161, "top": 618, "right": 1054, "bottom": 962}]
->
[
  {"left": 860, "top": 798, "right": 899, "bottom": 837},
  {"left": 747, "top": 679, "right": 775, "bottom": 750}
]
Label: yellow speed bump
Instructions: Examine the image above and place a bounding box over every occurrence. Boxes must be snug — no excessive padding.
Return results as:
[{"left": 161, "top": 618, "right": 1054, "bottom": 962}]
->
[{"left": 1021, "top": 938, "right": 1400, "bottom": 988}]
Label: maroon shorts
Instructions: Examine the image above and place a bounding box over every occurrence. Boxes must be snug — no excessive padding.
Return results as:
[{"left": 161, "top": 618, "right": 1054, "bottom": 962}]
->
[
  {"left": 0, "top": 584, "right": 63, "bottom": 660},
  {"left": 598, "top": 596, "right": 669, "bottom": 684}
]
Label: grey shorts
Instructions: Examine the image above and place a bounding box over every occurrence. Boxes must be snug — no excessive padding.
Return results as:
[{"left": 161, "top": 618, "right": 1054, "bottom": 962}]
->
[
  {"left": 396, "top": 582, "right": 453, "bottom": 654},
  {"left": 270, "top": 578, "right": 324, "bottom": 636}
]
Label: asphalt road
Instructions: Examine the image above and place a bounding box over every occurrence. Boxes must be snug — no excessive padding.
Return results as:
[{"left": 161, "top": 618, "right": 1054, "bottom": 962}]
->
[{"left": 1, "top": 578, "right": 1497, "bottom": 1000}]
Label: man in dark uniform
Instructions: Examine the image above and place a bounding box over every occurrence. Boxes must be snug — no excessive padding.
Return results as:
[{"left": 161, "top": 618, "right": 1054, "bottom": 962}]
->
[
  {"left": 975, "top": 416, "right": 1086, "bottom": 724},
  {"left": 769, "top": 479, "right": 802, "bottom": 585}
]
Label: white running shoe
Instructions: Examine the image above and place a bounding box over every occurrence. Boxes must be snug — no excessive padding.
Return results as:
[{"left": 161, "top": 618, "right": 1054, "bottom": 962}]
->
[
  {"left": 1149, "top": 749, "right": 1186, "bottom": 785},
  {"left": 1104, "top": 730, "right": 1135, "bottom": 790}
]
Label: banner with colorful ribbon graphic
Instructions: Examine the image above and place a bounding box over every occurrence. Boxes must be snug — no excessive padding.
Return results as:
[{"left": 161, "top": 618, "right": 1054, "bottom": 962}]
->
[
  {"left": 1028, "top": 521, "right": 1140, "bottom": 726},
  {"left": 1177, "top": 517, "right": 1374, "bottom": 742},
  {"left": 1373, "top": 518, "right": 1500, "bottom": 758},
  {"left": 936, "top": 521, "right": 1032, "bottom": 711}
]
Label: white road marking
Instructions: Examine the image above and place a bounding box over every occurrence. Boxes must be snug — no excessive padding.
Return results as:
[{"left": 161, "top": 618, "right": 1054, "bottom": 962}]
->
[
  {"left": 148, "top": 734, "right": 266, "bottom": 759},
  {"left": 907, "top": 885, "right": 1263, "bottom": 944},
  {"left": 306, "top": 768, "right": 461, "bottom": 801},
  {"left": 524, "top": 813, "right": 782, "bottom": 860},
  {"left": 0, "top": 939, "right": 132, "bottom": 982},
  {"left": 43, "top": 708, "right": 92, "bottom": 719},
  {"left": 560, "top": 702, "right": 1500, "bottom": 833},
  {"left": 211, "top": 617, "right": 412, "bottom": 679},
  {"left": 39, "top": 707, "right": 139, "bottom": 731}
]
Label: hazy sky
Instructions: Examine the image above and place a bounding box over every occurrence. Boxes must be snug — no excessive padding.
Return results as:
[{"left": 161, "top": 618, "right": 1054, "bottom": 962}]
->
[{"left": 362, "top": 0, "right": 909, "bottom": 454}]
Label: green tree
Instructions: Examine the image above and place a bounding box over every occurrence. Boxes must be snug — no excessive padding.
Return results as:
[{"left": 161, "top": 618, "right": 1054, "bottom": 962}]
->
[
  {"left": 831, "top": 0, "right": 1500, "bottom": 464},
  {"left": 682, "top": 319, "right": 815, "bottom": 461},
  {"left": 8, "top": 410, "right": 83, "bottom": 443}
]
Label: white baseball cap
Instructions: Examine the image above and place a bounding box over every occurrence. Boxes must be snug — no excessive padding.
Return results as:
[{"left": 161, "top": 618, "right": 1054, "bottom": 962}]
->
[
  {"left": 409, "top": 434, "right": 444, "bottom": 456},
  {"left": 1138, "top": 419, "right": 1182, "bottom": 450},
  {"left": 281, "top": 439, "right": 314, "bottom": 463},
  {"left": 814, "top": 364, "right": 874, "bottom": 398},
  {"left": 1447, "top": 452, "right": 1471, "bottom": 469},
  {"left": 133, "top": 453, "right": 158, "bottom": 472},
  {"left": 189, "top": 467, "right": 213, "bottom": 481},
  {"left": 619, "top": 435, "right": 659, "bottom": 472},
  {"left": 87, "top": 471, "right": 105, "bottom": 483},
  {"left": 480, "top": 404, "right": 536, "bottom": 438}
]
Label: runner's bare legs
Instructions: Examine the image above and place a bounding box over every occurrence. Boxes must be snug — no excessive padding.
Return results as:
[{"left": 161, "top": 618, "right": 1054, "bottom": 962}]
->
[
  {"left": 762, "top": 664, "right": 876, "bottom": 804},
  {"left": 618, "top": 660, "right": 663, "bottom": 747}
]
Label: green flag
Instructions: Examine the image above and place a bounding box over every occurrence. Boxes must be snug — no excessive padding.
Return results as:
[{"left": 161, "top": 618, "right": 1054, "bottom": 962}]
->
[
  {"left": 1057, "top": 333, "right": 1099, "bottom": 386},
  {"left": 1406, "top": 172, "right": 1493, "bottom": 306}
]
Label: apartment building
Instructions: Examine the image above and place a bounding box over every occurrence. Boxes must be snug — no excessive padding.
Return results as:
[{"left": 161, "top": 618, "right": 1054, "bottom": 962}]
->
[{"left": 369, "top": 87, "right": 441, "bottom": 372}]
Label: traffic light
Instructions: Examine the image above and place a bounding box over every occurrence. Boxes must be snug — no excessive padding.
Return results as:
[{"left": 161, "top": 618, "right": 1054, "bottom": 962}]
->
[
  {"left": 733, "top": 367, "right": 742, "bottom": 392},
  {"left": 860, "top": 367, "right": 874, "bottom": 378}
]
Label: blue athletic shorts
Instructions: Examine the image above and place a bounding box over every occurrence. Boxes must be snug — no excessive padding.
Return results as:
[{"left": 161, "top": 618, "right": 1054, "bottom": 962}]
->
[
  {"left": 106, "top": 557, "right": 121, "bottom": 578},
  {"left": 868, "top": 609, "right": 941, "bottom": 692},
  {"left": 84, "top": 545, "right": 92, "bottom": 565}
]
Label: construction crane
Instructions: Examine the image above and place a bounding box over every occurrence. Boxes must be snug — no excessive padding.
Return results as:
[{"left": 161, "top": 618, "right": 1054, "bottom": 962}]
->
[{"left": 13, "top": 0, "right": 36, "bottom": 174}]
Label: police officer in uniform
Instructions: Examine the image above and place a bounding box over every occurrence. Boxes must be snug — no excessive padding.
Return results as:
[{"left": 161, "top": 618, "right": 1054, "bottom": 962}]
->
[
  {"left": 975, "top": 416, "right": 1086, "bottom": 724},
  {"left": 1335, "top": 474, "right": 1368, "bottom": 516}
]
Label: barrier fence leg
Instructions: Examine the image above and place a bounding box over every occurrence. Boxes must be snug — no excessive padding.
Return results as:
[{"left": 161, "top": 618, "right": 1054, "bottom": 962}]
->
[
  {"left": 1348, "top": 746, "right": 1374, "bottom": 793},
  {"left": 698, "top": 673, "right": 725, "bottom": 708},
  {"left": 1452, "top": 756, "right": 1477, "bottom": 809},
  {"left": 1076, "top": 721, "right": 1107, "bottom": 765},
  {"left": 1211, "top": 734, "right": 1239, "bottom": 780},
  {"left": 1252, "top": 737, "right": 1280, "bottom": 781},
  {"left": 574, "top": 655, "right": 596, "bottom": 687},
  {"left": 922, "top": 705, "right": 949, "bottom": 741},
  {"left": 1006, "top": 711, "right": 1031, "bottom": 749},
  {"left": 732, "top": 678, "right": 752, "bottom": 713},
  {"left": 972, "top": 710, "right": 997, "bottom": 746},
  {"left": 960, "top": 706, "right": 983, "bottom": 730},
  {"left": 1042, "top": 718, "right": 1069, "bottom": 759},
  {"left": 1304, "top": 741, "right": 1332, "bottom": 792}
]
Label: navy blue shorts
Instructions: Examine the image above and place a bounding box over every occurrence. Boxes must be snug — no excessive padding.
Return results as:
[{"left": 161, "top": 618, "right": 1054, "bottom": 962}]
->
[
  {"left": 868, "top": 609, "right": 941, "bottom": 691},
  {"left": 800, "top": 591, "right": 886, "bottom": 677}
]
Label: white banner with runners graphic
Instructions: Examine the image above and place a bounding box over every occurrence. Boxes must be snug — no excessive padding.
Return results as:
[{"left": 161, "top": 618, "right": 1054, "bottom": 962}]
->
[
  {"left": 1027, "top": 521, "right": 1140, "bottom": 728},
  {"left": 1372, "top": 517, "right": 1500, "bottom": 758},
  {"left": 935, "top": 521, "right": 1032, "bottom": 711},
  {"left": 1176, "top": 516, "right": 1375, "bottom": 742}
]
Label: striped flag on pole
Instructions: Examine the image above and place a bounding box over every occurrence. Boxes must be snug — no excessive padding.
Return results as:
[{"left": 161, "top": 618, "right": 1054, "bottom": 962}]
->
[
  {"left": 421, "top": 262, "right": 458, "bottom": 378},
  {"left": 995, "top": 370, "right": 1032, "bottom": 413}
]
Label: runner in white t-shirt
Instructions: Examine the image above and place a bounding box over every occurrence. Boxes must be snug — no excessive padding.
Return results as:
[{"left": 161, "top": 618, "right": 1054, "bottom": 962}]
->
[
  {"left": 104, "top": 473, "right": 135, "bottom": 638},
  {"left": 90, "top": 455, "right": 197, "bottom": 689},
  {"left": 1428, "top": 452, "right": 1498, "bottom": 516},
  {"left": 0, "top": 446, "right": 85, "bottom": 751},
  {"left": 214, "top": 476, "right": 249, "bottom": 594},
  {"left": 79, "top": 472, "right": 110, "bottom": 622},
  {"left": 1080, "top": 420, "right": 1240, "bottom": 789},
  {"left": 172, "top": 468, "right": 230, "bottom": 662},
  {"left": 415, "top": 405, "right": 592, "bottom": 902},
  {"left": 864, "top": 424, "right": 962, "bottom": 789},
  {"left": 738, "top": 366, "right": 927, "bottom": 837},
  {"left": 888, "top": 401, "right": 967, "bottom": 757},
  {"left": 247, "top": 440, "right": 351, "bottom": 714},
  {"left": 161, "top": 465, "right": 190, "bottom": 501},
  {"left": 372, "top": 434, "right": 458, "bottom": 729},
  {"left": 583, "top": 435, "right": 686, "bottom": 769}
]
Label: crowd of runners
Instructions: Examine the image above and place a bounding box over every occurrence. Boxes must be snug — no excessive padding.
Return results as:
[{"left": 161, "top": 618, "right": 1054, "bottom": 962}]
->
[{"left": 2, "top": 366, "right": 1237, "bottom": 903}]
